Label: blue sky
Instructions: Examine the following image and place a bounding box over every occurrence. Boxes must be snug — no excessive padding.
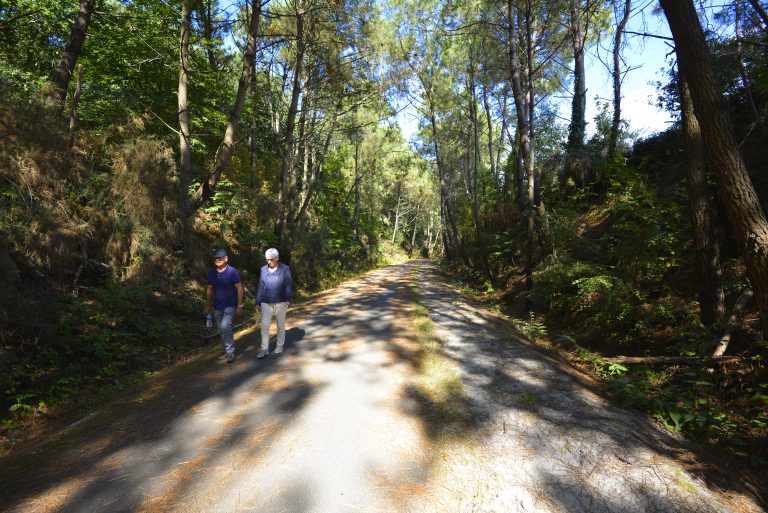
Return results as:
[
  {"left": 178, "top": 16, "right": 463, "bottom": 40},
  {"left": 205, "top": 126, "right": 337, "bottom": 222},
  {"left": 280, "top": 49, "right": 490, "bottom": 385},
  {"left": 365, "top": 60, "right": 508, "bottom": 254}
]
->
[
  {"left": 570, "top": 2, "right": 675, "bottom": 139},
  {"left": 395, "top": 2, "right": 678, "bottom": 144}
]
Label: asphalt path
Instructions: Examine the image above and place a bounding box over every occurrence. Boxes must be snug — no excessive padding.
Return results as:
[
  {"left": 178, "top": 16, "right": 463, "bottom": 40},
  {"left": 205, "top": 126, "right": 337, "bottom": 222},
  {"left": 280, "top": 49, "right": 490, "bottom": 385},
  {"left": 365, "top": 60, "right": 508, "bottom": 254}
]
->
[{"left": 0, "top": 261, "right": 761, "bottom": 513}]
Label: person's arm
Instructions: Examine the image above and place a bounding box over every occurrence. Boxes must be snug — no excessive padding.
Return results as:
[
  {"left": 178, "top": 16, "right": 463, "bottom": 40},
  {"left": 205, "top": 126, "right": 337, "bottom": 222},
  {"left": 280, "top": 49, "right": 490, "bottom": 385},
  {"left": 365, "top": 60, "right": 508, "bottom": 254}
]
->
[
  {"left": 235, "top": 282, "right": 244, "bottom": 315},
  {"left": 205, "top": 285, "right": 214, "bottom": 314},
  {"left": 255, "top": 268, "right": 264, "bottom": 304},
  {"left": 284, "top": 266, "right": 293, "bottom": 304}
]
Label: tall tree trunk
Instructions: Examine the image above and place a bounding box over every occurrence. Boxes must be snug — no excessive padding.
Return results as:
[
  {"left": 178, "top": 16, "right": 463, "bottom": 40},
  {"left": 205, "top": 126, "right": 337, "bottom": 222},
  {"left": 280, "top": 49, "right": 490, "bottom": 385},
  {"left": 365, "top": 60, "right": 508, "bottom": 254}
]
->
[
  {"left": 392, "top": 186, "right": 401, "bottom": 244},
  {"left": 299, "top": 108, "right": 317, "bottom": 208},
  {"left": 468, "top": 63, "right": 494, "bottom": 283},
  {"left": 48, "top": 0, "right": 95, "bottom": 113},
  {"left": 746, "top": 0, "right": 768, "bottom": 30},
  {"left": 191, "top": 0, "right": 262, "bottom": 211},
  {"left": 508, "top": 0, "right": 532, "bottom": 202},
  {"left": 291, "top": 87, "right": 309, "bottom": 223},
  {"left": 439, "top": 189, "right": 454, "bottom": 259},
  {"left": 200, "top": 0, "right": 218, "bottom": 70},
  {"left": 426, "top": 214, "right": 434, "bottom": 256},
  {"left": 566, "top": 0, "right": 587, "bottom": 159},
  {"left": 608, "top": 0, "right": 631, "bottom": 160},
  {"left": 67, "top": 64, "right": 83, "bottom": 148},
  {"left": 429, "top": 106, "right": 468, "bottom": 267},
  {"left": 294, "top": 100, "right": 341, "bottom": 226},
  {"left": 250, "top": 55, "right": 259, "bottom": 188},
  {"left": 178, "top": 0, "right": 192, "bottom": 225},
  {"left": 265, "top": 55, "right": 282, "bottom": 152},
  {"left": 680, "top": 74, "right": 725, "bottom": 327},
  {"left": 276, "top": 11, "right": 305, "bottom": 242},
  {"left": 482, "top": 81, "right": 496, "bottom": 183},
  {"left": 409, "top": 206, "right": 420, "bottom": 258},
  {"left": 511, "top": 0, "right": 538, "bottom": 291},
  {"left": 735, "top": 1, "right": 762, "bottom": 129},
  {"left": 495, "top": 93, "right": 508, "bottom": 203},
  {"left": 353, "top": 138, "right": 361, "bottom": 238},
  {"left": 662, "top": 0, "right": 768, "bottom": 334}
]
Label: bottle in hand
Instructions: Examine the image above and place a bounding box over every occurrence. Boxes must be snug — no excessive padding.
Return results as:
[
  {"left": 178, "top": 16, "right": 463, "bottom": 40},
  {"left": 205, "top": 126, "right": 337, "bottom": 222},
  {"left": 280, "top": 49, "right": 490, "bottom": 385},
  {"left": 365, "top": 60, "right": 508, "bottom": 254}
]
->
[{"left": 206, "top": 313, "right": 214, "bottom": 328}]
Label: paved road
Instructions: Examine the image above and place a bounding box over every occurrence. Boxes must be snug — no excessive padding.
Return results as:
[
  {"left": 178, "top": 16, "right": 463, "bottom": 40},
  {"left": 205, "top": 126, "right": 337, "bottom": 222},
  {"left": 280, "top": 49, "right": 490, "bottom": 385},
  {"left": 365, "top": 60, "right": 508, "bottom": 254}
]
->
[{"left": 0, "top": 262, "right": 760, "bottom": 513}]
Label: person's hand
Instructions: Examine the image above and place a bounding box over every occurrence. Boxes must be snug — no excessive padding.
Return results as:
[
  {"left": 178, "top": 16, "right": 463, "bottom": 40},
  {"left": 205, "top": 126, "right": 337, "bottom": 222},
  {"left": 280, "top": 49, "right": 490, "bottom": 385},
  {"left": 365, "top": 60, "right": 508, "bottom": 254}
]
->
[
  {"left": 204, "top": 306, "right": 211, "bottom": 316},
  {"left": 236, "top": 305, "right": 244, "bottom": 317}
]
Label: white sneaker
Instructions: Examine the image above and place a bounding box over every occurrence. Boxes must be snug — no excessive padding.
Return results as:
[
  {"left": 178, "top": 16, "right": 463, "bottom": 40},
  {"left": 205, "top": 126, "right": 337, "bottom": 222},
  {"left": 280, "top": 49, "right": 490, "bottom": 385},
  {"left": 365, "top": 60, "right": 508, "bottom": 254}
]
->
[
  {"left": 274, "top": 346, "right": 284, "bottom": 354},
  {"left": 256, "top": 349, "right": 269, "bottom": 359}
]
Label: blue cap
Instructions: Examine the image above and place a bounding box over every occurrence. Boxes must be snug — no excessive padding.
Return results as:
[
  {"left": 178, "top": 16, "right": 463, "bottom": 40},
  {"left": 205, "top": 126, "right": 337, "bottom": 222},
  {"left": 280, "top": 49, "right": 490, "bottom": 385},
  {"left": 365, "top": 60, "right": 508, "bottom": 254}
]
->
[{"left": 212, "top": 248, "right": 227, "bottom": 259}]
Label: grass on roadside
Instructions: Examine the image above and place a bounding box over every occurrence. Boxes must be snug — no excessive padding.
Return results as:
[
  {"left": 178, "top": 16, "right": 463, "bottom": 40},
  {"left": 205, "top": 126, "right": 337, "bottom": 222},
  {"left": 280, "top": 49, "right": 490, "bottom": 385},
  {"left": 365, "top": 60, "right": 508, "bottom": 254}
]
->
[{"left": 404, "top": 285, "right": 477, "bottom": 440}]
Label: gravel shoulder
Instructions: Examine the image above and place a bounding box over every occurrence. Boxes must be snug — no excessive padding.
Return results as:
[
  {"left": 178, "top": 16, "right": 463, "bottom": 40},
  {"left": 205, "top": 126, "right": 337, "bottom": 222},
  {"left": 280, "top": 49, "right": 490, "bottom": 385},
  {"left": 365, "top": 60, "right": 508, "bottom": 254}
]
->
[{"left": 402, "top": 261, "right": 763, "bottom": 513}]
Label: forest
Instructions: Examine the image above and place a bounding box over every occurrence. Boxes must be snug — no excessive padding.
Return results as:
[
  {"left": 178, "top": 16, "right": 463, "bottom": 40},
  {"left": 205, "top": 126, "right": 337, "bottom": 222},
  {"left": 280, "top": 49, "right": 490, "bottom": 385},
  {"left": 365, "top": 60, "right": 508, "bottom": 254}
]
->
[{"left": 1, "top": 0, "right": 767, "bottom": 477}]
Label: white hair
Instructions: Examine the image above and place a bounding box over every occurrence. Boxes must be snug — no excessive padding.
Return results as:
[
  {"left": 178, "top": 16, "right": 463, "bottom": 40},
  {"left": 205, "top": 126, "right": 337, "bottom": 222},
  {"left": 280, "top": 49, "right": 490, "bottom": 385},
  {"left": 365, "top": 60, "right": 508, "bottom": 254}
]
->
[{"left": 265, "top": 248, "right": 279, "bottom": 259}]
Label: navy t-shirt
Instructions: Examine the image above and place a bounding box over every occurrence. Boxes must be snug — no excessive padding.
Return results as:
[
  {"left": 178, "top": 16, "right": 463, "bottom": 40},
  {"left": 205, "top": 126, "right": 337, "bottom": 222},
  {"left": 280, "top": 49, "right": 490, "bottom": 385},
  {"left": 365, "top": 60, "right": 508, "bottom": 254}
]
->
[{"left": 207, "top": 265, "right": 241, "bottom": 310}]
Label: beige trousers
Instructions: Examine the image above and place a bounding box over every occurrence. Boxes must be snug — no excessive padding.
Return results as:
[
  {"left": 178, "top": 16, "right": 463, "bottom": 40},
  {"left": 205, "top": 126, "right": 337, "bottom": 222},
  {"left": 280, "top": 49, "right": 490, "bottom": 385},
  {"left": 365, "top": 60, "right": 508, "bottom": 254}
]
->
[{"left": 260, "top": 302, "right": 288, "bottom": 351}]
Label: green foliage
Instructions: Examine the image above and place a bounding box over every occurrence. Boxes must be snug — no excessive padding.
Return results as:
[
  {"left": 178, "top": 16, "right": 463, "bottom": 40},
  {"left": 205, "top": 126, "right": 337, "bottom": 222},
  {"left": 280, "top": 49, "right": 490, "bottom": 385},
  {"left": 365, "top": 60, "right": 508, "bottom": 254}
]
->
[
  {"left": 1, "top": 282, "right": 200, "bottom": 417},
  {"left": 607, "top": 367, "right": 748, "bottom": 440},
  {"left": 530, "top": 162, "right": 698, "bottom": 346},
  {"left": 512, "top": 313, "right": 548, "bottom": 339},
  {"left": 602, "top": 164, "right": 684, "bottom": 284}
]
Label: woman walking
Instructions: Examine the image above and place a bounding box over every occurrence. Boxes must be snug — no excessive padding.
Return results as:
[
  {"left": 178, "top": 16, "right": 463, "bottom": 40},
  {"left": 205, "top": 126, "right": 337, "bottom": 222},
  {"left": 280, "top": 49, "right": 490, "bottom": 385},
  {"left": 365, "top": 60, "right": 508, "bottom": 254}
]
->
[{"left": 256, "top": 248, "right": 293, "bottom": 358}]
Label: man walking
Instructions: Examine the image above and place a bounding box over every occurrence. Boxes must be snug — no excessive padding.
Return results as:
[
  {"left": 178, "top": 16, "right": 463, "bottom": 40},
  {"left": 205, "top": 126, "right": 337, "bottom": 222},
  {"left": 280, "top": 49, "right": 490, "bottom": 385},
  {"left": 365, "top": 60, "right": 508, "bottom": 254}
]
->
[
  {"left": 205, "top": 248, "right": 244, "bottom": 363},
  {"left": 256, "top": 248, "right": 293, "bottom": 358}
]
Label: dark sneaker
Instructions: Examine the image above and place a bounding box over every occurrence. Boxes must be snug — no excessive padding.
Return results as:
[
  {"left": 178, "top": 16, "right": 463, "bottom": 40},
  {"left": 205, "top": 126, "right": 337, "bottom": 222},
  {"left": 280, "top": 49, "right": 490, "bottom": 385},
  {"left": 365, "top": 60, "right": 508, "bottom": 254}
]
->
[
  {"left": 226, "top": 352, "right": 236, "bottom": 363},
  {"left": 256, "top": 349, "right": 269, "bottom": 359}
]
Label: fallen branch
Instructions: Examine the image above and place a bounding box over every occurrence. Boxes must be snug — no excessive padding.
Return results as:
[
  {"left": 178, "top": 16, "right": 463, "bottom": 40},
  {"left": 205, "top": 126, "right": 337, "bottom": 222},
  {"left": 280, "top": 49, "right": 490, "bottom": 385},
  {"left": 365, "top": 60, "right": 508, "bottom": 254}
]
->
[{"left": 602, "top": 355, "right": 741, "bottom": 365}]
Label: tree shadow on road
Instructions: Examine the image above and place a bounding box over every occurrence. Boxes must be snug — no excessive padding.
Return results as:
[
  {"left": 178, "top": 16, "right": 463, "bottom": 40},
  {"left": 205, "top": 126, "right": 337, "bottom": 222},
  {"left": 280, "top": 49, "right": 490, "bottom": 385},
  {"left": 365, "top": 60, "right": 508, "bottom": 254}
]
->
[
  {"left": 392, "top": 261, "right": 765, "bottom": 513},
  {"left": 0, "top": 264, "right": 436, "bottom": 513},
  {"left": 0, "top": 279, "right": 382, "bottom": 512}
]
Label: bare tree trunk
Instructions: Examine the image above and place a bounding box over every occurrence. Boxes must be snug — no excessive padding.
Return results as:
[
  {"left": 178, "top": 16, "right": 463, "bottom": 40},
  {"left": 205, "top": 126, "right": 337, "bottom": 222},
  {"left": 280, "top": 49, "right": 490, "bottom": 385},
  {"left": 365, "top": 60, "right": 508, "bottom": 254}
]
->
[
  {"left": 608, "top": 0, "right": 631, "bottom": 159},
  {"left": 178, "top": 0, "right": 192, "bottom": 224},
  {"left": 511, "top": 0, "right": 538, "bottom": 291},
  {"left": 276, "top": 11, "right": 305, "bottom": 242},
  {"left": 291, "top": 87, "right": 309, "bottom": 222},
  {"left": 250, "top": 44, "right": 260, "bottom": 189},
  {"left": 353, "top": 138, "right": 360, "bottom": 238},
  {"left": 48, "top": 0, "right": 95, "bottom": 113},
  {"left": 566, "top": 0, "right": 587, "bottom": 160},
  {"left": 426, "top": 214, "right": 434, "bottom": 256},
  {"left": 430, "top": 108, "right": 469, "bottom": 267},
  {"left": 746, "top": 0, "right": 768, "bottom": 30},
  {"left": 482, "top": 81, "right": 496, "bottom": 182},
  {"left": 680, "top": 74, "right": 725, "bottom": 327},
  {"left": 469, "top": 63, "right": 494, "bottom": 283},
  {"left": 392, "top": 186, "right": 401, "bottom": 244},
  {"left": 299, "top": 108, "right": 317, "bottom": 208},
  {"left": 495, "top": 93, "right": 508, "bottom": 203},
  {"left": 508, "top": 0, "right": 532, "bottom": 203},
  {"left": 439, "top": 191, "right": 455, "bottom": 259},
  {"left": 294, "top": 101, "right": 341, "bottom": 226},
  {"left": 191, "top": 0, "right": 262, "bottom": 211},
  {"left": 407, "top": 201, "right": 421, "bottom": 258},
  {"left": 662, "top": 0, "right": 768, "bottom": 335},
  {"left": 265, "top": 55, "right": 282, "bottom": 152},
  {"left": 736, "top": 2, "right": 762, "bottom": 129},
  {"left": 200, "top": 0, "right": 218, "bottom": 70},
  {"left": 67, "top": 64, "right": 83, "bottom": 148}
]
